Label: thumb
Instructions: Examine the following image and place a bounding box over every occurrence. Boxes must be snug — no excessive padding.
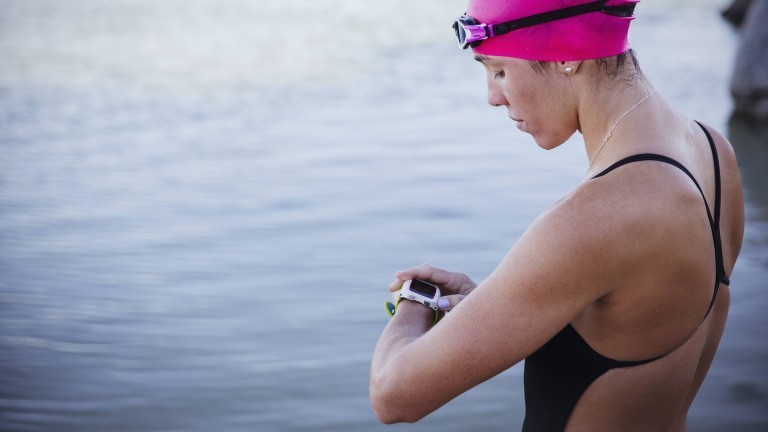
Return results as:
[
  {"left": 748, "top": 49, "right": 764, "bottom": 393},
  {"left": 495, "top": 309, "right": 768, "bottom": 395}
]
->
[{"left": 437, "top": 294, "right": 466, "bottom": 312}]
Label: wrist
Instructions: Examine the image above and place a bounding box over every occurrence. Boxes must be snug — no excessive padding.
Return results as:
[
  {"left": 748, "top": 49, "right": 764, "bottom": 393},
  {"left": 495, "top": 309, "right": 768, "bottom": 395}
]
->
[
  {"left": 384, "top": 279, "right": 442, "bottom": 325},
  {"left": 397, "top": 298, "right": 439, "bottom": 325},
  {"left": 394, "top": 297, "right": 441, "bottom": 325}
]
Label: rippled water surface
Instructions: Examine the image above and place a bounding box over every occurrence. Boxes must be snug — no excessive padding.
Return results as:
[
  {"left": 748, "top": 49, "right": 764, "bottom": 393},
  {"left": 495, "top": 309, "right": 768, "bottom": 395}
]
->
[{"left": 1, "top": 1, "right": 766, "bottom": 431}]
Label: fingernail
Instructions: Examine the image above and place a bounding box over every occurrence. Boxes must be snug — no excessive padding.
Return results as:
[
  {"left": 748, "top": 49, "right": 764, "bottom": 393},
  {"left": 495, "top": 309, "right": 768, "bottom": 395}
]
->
[{"left": 438, "top": 298, "right": 450, "bottom": 310}]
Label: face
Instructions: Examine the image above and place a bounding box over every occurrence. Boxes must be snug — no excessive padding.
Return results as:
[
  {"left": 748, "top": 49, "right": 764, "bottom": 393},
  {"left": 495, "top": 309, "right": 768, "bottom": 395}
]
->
[{"left": 476, "top": 55, "right": 579, "bottom": 150}]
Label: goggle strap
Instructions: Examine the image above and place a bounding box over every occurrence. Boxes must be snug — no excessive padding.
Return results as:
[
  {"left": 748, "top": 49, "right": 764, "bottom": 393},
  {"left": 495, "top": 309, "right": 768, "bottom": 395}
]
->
[{"left": 491, "top": 0, "right": 636, "bottom": 36}]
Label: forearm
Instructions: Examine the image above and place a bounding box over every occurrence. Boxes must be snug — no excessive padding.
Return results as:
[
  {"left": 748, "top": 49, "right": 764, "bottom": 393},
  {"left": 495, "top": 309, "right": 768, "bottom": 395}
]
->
[{"left": 370, "top": 300, "right": 436, "bottom": 423}]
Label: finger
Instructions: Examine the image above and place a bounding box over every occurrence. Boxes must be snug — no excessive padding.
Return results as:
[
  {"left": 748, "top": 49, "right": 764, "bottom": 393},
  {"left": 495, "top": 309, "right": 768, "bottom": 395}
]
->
[
  {"left": 388, "top": 263, "right": 434, "bottom": 292},
  {"left": 394, "top": 263, "right": 455, "bottom": 286},
  {"left": 437, "top": 294, "right": 466, "bottom": 312},
  {"left": 395, "top": 264, "right": 476, "bottom": 295},
  {"left": 387, "top": 278, "right": 406, "bottom": 292}
]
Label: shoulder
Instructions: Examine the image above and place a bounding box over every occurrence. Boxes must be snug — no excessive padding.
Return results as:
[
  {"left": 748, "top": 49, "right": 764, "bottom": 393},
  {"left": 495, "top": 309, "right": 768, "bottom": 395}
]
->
[
  {"left": 696, "top": 122, "right": 739, "bottom": 178},
  {"left": 695, "top": 121, "right": 741, "bottom": 205},
  {"left": 519, "top": 161, "right": 705, "bottom": 293},
  {"left": 695, "top": 121, "right": 745, "bottom": 265},
  {"left": 458, "top": 162, "right": 689, "bottom": 358}
]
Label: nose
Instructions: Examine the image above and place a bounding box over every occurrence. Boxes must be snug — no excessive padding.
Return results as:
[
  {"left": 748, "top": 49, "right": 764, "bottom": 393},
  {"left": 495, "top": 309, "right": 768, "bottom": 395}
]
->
[{"left": 486, "top": 79, "right": 507, "bottom": 107}]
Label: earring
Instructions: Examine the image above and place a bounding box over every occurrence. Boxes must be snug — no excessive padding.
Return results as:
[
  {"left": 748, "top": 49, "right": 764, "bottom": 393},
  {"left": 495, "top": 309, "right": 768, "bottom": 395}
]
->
[{"left": 564, "top": 66, "right": 574, "bottom": 75}]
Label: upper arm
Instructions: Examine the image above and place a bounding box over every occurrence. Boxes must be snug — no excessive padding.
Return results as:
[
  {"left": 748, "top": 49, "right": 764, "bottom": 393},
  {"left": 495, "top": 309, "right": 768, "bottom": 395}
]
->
[{"left": 373, "top": 185, "right": 642, "bottom": 421}]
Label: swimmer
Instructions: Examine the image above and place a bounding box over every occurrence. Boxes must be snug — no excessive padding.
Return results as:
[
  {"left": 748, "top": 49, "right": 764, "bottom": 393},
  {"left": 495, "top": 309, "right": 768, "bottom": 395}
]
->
[{"left": 370, "top": 1, "right": 745, "bottom": 430}]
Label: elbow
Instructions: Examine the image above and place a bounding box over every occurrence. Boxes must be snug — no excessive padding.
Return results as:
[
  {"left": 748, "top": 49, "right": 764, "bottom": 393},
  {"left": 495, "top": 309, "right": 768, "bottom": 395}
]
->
[
  {"left": 370, "top": 393, "right": 422, "bottom": 424},
  {"left": 370, "top": 377, "right": 405, "bottom": 424},
  {"left": 369, "top": 374, "right": 424, "bottom": 424},
  {"left": 371, "top": 399, "right": 404, "bottom": 424}
]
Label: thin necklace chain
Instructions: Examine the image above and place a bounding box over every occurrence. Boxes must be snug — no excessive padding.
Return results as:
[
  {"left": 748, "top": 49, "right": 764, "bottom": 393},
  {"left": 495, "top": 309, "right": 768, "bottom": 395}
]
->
[{"left": 587, "top": 87, "right": 657, "bottom": 175}]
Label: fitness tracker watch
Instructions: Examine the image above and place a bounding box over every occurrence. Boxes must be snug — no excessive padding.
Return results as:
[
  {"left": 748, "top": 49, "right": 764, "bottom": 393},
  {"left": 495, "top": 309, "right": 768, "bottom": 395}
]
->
[
  {"left": 385, "top": 279, "right": 442, "bottom": 325},
  {"left": 397, "top": 279, "right": 441, "bottom": 310}
]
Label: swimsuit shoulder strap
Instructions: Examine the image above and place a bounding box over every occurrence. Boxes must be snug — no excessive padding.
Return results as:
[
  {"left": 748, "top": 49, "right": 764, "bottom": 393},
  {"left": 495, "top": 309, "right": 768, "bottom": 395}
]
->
[
  {"left": 592, "top": 153, "right": 712, "bottom": 230},
  {"left": 694, "top": 121, "right": 730, "bottom": 287}
]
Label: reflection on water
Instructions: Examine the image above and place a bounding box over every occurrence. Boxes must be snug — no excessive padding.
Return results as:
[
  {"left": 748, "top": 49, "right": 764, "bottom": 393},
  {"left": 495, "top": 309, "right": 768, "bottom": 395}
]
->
[{"left": 1, "top": 1, "right": 767, "bottom": 431}]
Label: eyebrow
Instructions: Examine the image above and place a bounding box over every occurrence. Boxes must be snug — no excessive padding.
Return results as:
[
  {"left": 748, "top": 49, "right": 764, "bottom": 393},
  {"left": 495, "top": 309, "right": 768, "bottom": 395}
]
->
[{"left": 474, "top": 55, "right": 490, "bottom": 63}]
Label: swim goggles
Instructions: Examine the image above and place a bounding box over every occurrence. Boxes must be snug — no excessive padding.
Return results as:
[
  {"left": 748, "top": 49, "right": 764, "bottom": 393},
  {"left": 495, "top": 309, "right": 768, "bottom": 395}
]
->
[{"left": 452, "top": 0, "right": 636, "bottom": 49}]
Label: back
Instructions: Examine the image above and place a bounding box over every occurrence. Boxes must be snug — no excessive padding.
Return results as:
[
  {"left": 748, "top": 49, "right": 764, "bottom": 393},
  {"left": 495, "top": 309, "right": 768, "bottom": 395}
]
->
[{"left": 553, "top": 122, "right": 744, "bottom": 431}]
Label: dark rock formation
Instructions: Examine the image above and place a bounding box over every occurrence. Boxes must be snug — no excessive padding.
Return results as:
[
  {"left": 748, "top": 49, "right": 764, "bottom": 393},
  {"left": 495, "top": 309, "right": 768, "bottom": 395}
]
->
[
  {"left": 722, "top": 0, "right": 753, "bottom": 27},
  {"left": 727, "top": 0, "right": 768, "bottom": 123}
]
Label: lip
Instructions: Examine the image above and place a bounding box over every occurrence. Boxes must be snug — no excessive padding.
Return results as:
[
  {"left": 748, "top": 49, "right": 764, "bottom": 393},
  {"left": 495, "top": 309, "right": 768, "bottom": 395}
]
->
[{"left": 510, "top": 116, "right": 523, "bottom": 129}]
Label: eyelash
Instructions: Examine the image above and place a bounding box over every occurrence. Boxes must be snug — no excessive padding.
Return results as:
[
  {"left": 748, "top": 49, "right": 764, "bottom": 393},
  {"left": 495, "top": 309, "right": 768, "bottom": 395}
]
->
[{"left": 494, "top": 70, "right": 505, "bottom": 80}]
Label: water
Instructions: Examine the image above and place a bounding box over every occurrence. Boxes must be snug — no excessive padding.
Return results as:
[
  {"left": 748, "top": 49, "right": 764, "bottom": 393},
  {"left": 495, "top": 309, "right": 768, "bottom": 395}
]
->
[{"left": 1, "top": 1, "right": 766, "bottom": 431}]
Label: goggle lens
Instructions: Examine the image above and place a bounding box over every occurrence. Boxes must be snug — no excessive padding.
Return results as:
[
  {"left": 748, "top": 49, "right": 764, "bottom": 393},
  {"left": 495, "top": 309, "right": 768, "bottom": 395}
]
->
[{"left": 453, "top": 15, "right": 486, "bottom": 49}]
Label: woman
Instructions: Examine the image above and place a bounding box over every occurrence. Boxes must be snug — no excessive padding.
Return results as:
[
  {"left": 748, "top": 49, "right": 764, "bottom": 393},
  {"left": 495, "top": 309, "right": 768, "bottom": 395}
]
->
[{"left": 370, "top": 0, "right": 745, "bottom": 430}]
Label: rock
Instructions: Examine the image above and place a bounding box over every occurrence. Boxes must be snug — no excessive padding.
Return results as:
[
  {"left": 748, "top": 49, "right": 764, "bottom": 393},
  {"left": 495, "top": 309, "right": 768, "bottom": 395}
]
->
[
  {"left": 730, "top": 0, "right": 768, "bottom": 123},
  {"left": 722, "top": 0, "right": 753, "bottom": 27},
  {"left": 727, "top": 114, "right": 768, "bottom": 210}
]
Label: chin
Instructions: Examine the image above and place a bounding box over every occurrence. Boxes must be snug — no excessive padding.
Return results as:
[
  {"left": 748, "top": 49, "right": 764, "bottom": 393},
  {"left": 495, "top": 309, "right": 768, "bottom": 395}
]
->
[
  {"left": 532, "top": 130, "right": 573, "bottom": 151},
  {"left": 532, "top": 135, "right": 562, "bottom": 151}
]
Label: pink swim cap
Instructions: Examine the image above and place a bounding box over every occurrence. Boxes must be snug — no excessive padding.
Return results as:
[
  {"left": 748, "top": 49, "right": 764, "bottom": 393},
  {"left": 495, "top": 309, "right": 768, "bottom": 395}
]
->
[{"left": 466, "top": 0, "right": 639, "bottom": 61}]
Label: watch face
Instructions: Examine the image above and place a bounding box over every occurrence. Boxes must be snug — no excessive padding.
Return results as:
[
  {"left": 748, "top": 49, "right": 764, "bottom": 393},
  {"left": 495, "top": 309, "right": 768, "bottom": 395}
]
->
[{"left": 410, "top": 279, "right": 438, "bottom": 299}]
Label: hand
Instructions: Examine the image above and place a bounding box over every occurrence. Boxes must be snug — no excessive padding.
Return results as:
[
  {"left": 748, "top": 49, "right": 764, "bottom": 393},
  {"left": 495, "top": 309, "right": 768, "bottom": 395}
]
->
[{"left": 387, "top": 264, "right": 477, "bottom": 312}]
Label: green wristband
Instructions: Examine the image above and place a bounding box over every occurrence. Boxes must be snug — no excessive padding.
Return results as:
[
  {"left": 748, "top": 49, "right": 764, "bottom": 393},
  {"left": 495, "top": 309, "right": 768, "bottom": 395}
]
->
[{"left": 385, "top": 297, "right": 440, "bottom": 325}]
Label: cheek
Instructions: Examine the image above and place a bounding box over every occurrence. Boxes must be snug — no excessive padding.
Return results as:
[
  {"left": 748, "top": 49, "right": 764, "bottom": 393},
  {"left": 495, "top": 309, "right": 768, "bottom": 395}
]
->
[
  {"left": 503, "top": 75, "right": 551, "bottom": 118},
  {"left": 499, "top": 70, "right": 577, "bottom": 147},
  {"left": 505, "top": 81, "right": 535, "bottom": 107},
  {"left": 526, "top": 97, "right": 579, "bottom": 149}
]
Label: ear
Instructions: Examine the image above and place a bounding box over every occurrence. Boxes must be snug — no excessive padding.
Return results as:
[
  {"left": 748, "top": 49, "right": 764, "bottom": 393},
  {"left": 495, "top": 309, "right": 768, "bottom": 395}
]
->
[{"left": 560, "top": 60, "right": 583, "bottom": 76}]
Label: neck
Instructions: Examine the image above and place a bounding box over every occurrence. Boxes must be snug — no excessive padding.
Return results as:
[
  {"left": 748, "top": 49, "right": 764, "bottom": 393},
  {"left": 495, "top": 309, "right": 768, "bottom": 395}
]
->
[{"left": 579, "top": 75, "right": 655, "bottom": 176}]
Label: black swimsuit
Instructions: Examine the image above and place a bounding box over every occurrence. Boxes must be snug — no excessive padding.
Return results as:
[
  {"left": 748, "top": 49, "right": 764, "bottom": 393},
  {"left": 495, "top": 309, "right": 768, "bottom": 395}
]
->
[{"left": 521, "top": 121, "right": 731, "bottom": 431}]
